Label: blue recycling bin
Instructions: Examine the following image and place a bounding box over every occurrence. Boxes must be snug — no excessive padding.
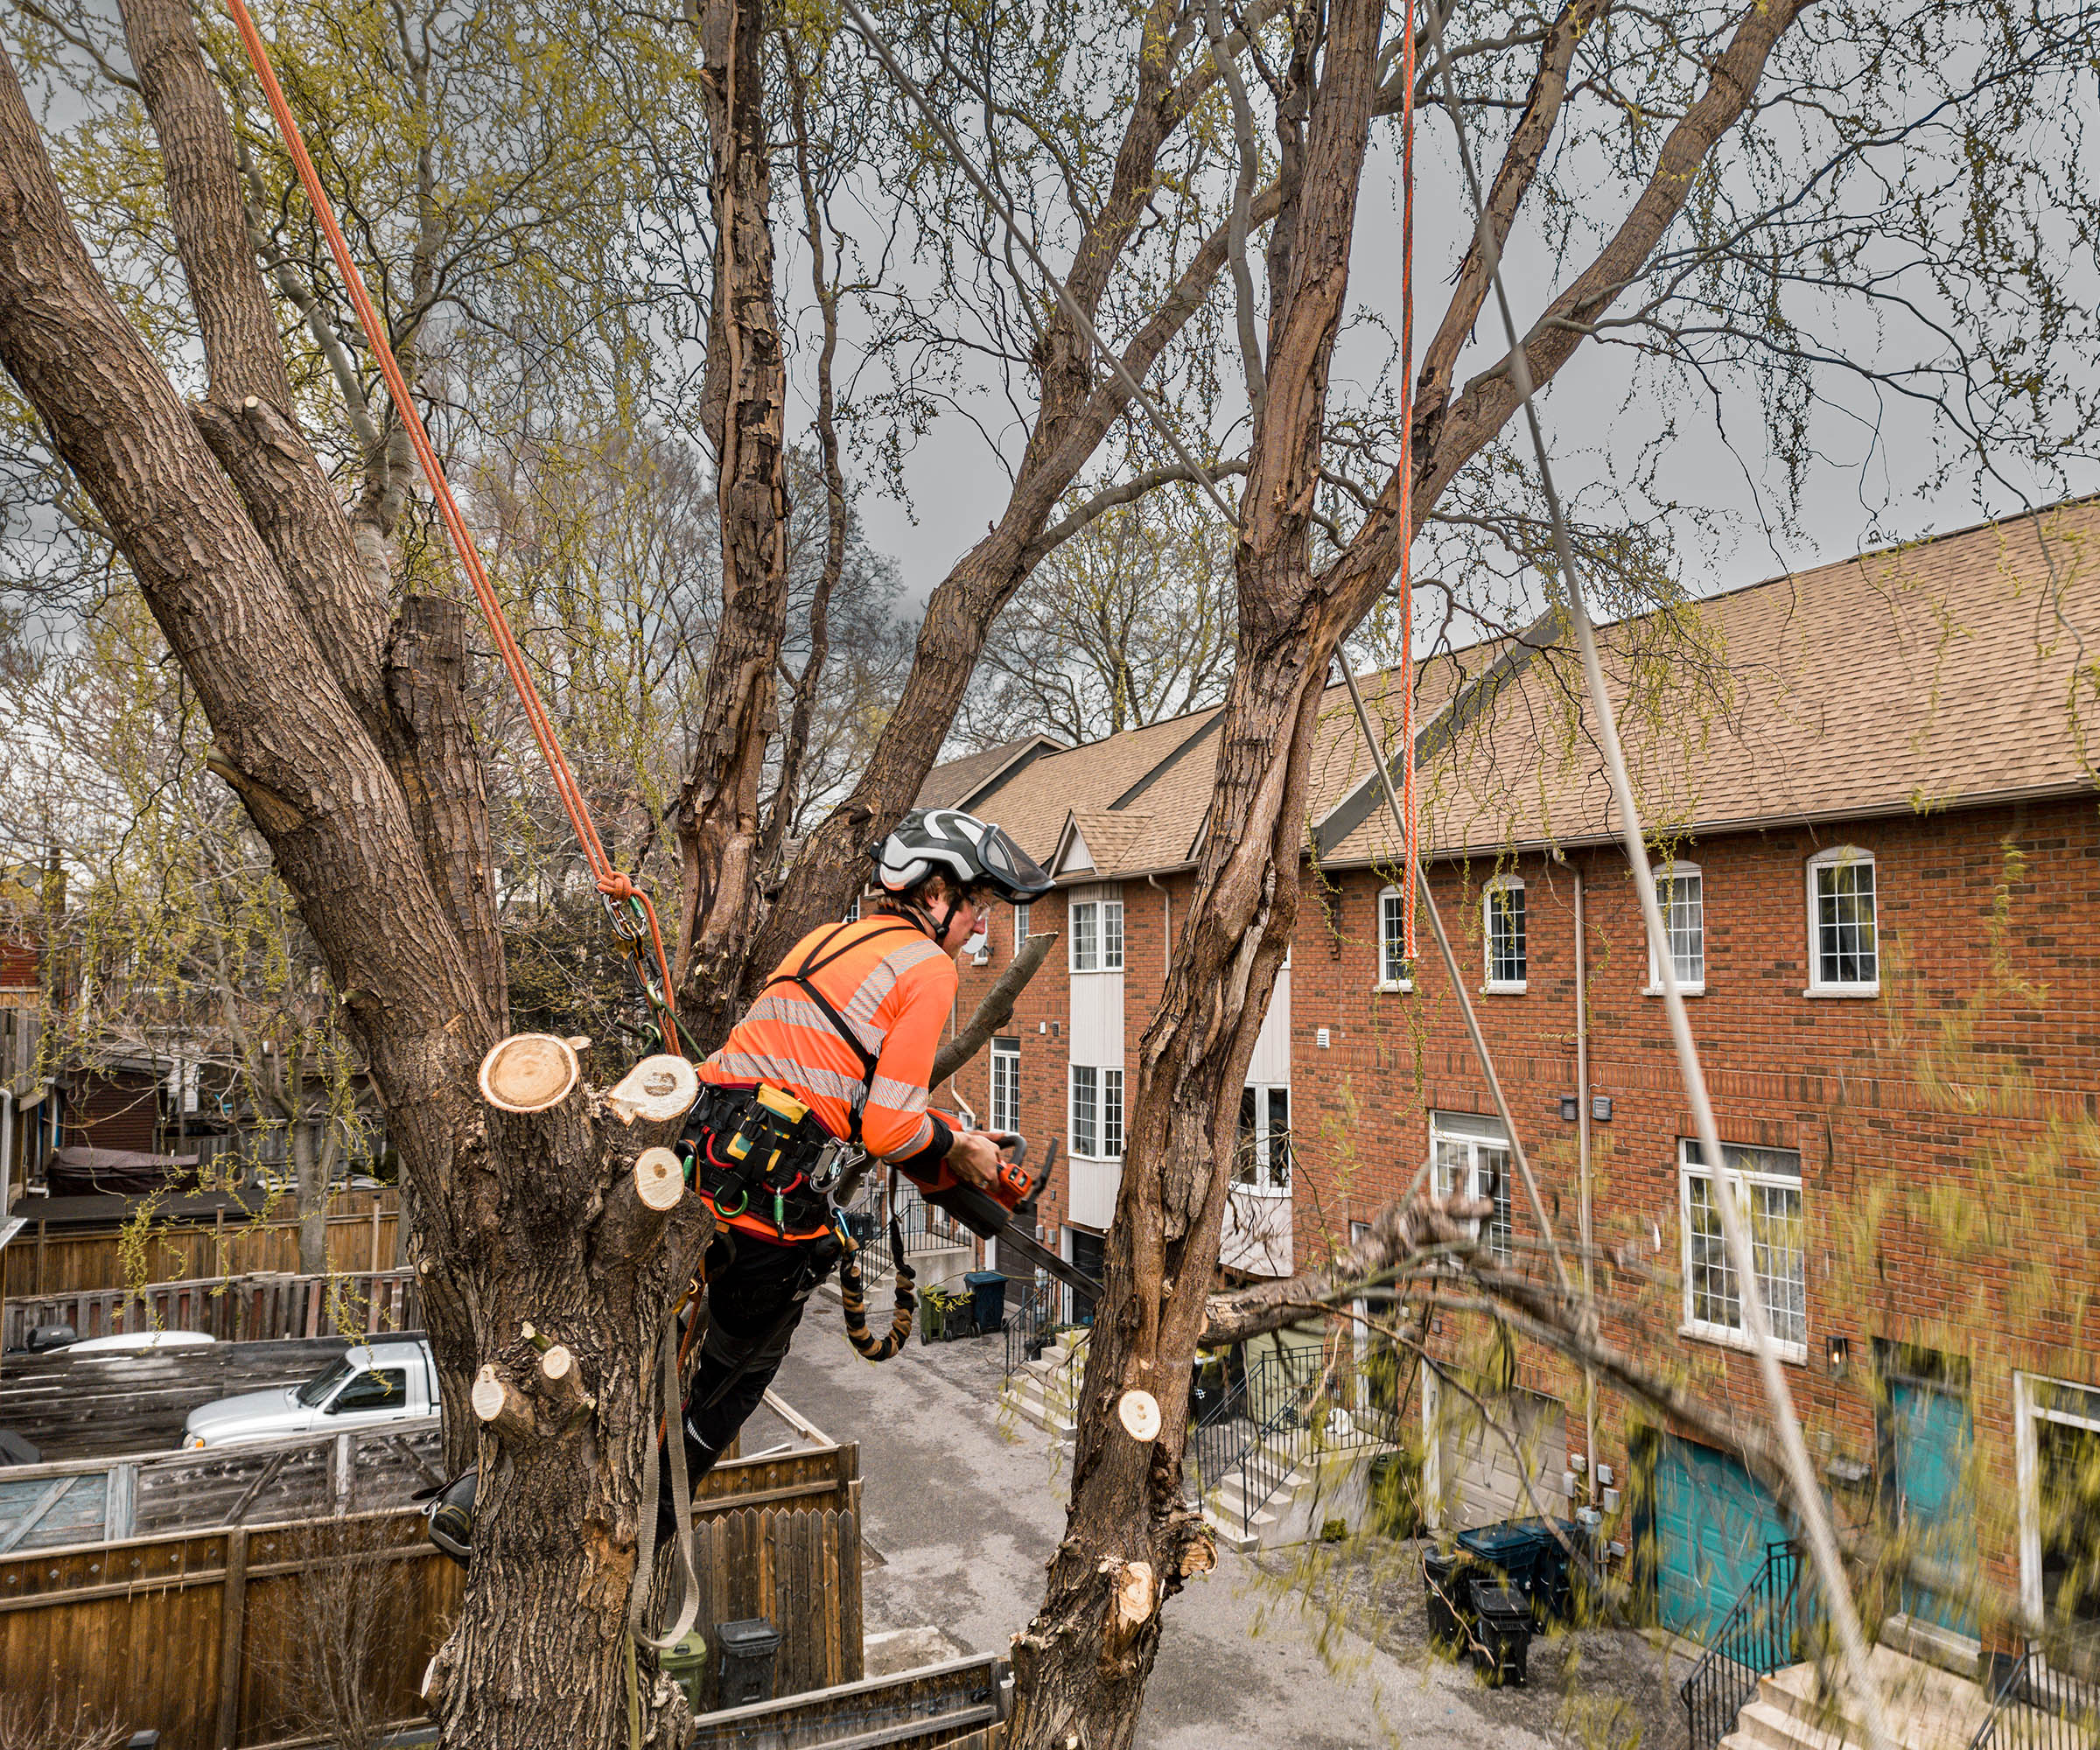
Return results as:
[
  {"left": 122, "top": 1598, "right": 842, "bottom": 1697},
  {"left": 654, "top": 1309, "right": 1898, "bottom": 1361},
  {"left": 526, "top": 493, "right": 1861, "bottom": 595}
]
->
[
  {"left": 1455, "top": 1520, "right": 1544, "bottom": 1594},
  {"left": 964, "top": 1270, "right": 1009, "bottom": 1334}
]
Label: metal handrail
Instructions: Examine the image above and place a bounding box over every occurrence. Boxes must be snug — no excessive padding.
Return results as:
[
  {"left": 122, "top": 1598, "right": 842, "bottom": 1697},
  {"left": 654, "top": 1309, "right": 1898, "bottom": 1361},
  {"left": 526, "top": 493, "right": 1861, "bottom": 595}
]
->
[
  {"left": 1970, "top": 1642, "right": 2100, "bottom": 1750},
  {"left": 1190, "top": 1352, "right": 1394, "bottom": 1536},
  {"left": 1680, "top": 1540, "right": 1803, "bottom": 1750},
  {"left": 1001, "top": 1274, "right": 1064, "bottom": 1383}
]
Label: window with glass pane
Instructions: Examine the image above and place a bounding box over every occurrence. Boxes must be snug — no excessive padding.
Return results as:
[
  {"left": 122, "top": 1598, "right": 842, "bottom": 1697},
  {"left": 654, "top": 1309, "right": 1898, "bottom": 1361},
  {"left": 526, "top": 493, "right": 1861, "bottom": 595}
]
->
[
  {"left": 1486, "top": 882, "right": 1526, "bottom": 986},
  {"left": 1430, "top": 1111, "right": 1512, "bottom": 1260},
  {"left": 1102, "top": 1068, "right": 1124, "bottom": 1158},
  {"left": 1013, "top": 902, "right": 1030, "bottom": 956},
  {"left": 1234, "top": 1084, "right": 1292, "bottom": 1188},
  {"left": 1102, "top": 899, "right": 1124, "bottom": 970},
  {"left": 1071, "top": 902, "right": 1098, "bottom": 971},
  {"left": 1265, "top": 1087, "right": 1292, "bottom": 1188},
  {"left": 990, "top": 1038, "right": 1020, "bottom": 1133},
  {"left": 1655, "top": 867, "right": 1704, "bottom": 986},
  {"left": 1681, "top": 1139, "right": 1806, "bottom": 1351},
  {"left": 1813, "top": 853, "right": 1876, "bottom": 987},
  {"left": 1070, "top": 1066, "right": 1098, "bottom": 1156},
  {"left": 1379, "top": 887, "right": 1410, "bottom": 986}
]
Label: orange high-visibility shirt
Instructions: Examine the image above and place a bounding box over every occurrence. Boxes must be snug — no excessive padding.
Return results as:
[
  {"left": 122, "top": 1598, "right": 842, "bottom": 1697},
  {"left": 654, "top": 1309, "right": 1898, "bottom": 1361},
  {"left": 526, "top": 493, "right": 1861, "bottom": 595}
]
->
[{"left": 699, "top": 915, "right": 960, "bottom": 1170}]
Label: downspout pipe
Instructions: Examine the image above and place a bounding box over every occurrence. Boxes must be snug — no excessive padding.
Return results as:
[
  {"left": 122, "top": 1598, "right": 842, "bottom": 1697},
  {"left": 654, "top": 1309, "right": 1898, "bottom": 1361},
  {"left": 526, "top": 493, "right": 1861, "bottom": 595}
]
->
[{"left": 1145, "top": 873, "right": 1172, "bottom": 977}]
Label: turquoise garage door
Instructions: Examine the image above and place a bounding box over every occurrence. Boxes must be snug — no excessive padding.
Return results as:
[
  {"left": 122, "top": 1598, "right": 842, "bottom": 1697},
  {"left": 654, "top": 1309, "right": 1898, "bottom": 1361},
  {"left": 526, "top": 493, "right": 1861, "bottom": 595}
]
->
[{"left": 1652, "top": 1436, "right": 1791, "bottom": 1641}]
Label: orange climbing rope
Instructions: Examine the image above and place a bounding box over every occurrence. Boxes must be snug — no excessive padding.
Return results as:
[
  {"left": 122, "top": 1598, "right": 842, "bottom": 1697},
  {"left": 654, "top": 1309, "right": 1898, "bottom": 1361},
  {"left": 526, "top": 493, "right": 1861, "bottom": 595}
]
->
[
  {"left": 220, "top": 0, "right": 681, "bottom": 1057},
  {"left": 1397, "top": 0, "right": 1420, "bottom": 962}
]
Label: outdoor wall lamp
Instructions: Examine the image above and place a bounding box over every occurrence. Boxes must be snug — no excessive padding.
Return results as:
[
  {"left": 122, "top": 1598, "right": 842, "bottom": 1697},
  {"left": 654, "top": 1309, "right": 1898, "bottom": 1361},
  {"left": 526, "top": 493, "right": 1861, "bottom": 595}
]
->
[{"left": 1827, "top": 1334, "right": 1850, "bottom": 1376}]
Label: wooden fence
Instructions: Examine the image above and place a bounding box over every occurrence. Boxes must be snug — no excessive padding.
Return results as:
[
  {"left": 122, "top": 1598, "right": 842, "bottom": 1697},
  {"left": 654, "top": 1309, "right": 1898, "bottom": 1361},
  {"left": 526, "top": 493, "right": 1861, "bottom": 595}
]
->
[
  {"left": 0, "top": 1418, "right": 445, "bottom": 1551},
  {"left": 687, "top": 1654, "right": 1010, "bottom": 1750},
  {"left": 2, "top": 1266, "right": 420, "bottom": 1351},
  {"left": 2, "top": 1188, "right": 401, "bottom": 1299},
  {"left": 1, "top": 1337, "right": 374, "bottom": 1460},
  {"left": 1, "top": 1443, "right": 864, "bottom": 1750}
]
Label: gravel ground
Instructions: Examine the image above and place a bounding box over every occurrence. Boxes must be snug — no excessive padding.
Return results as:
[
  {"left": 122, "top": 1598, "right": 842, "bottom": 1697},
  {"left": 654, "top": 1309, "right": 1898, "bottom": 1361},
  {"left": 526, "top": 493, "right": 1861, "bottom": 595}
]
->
[{"left": 1264, "top": 1532, "right": 1694, "bottom": 1750}]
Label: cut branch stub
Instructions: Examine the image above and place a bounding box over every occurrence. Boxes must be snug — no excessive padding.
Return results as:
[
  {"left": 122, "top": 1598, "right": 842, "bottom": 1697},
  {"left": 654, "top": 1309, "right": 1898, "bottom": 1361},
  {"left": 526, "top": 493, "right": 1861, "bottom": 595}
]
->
[
  {"left": 605, "top": 1054, "right": 699, "bottom": 1126},
  {"left": 1116, "top": 1390, "right": 1162, "bottom": 1444},
  {"left": 537, "top": 1344, "right": 592, "bottom": 1421},
  {"left": 478, "top": 1033, "right": 579, "bottom": 1113},
  {"left": 471, "top": 1363, "right": 536, "bottom": 1444},
  {"left": 634, "top": 1146, "right": 686, "bottom": 1212}
]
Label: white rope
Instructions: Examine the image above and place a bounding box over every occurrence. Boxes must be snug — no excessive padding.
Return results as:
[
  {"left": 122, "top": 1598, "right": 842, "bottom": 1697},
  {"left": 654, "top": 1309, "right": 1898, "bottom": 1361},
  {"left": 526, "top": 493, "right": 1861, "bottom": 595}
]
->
[{"left": 1415, "top": 1, "right": 1894, "bottom": 1740}]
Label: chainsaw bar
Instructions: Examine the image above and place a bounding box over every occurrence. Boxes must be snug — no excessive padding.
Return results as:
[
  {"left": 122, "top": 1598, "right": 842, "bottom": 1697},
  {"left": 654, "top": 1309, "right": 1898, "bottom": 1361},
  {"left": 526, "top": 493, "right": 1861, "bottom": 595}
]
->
[{"left": 992, "top": 1220, "right": 1102, "bottom": 1300}]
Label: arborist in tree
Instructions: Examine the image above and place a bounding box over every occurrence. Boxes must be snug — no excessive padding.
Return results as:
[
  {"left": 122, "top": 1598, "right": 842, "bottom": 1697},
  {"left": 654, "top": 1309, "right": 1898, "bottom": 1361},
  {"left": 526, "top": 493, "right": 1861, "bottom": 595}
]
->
[
  {"left": 662, "top": 808, "right": 1053, "bottom": 1512},
  {"left": 424, "top": 809, "right": 1053, "bottom": 1565}
]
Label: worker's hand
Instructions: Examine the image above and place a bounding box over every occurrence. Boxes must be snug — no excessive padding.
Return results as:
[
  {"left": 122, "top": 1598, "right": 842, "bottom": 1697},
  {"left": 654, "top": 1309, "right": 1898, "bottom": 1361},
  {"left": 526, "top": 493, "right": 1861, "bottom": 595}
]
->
[{"left": 945, "top": 1129, "right": 1007, "bottom": 1191}]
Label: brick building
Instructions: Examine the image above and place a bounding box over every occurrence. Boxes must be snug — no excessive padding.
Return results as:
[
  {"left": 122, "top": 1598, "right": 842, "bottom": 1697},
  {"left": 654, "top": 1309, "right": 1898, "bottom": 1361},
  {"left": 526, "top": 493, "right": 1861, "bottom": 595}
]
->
[{"left": 933, "top": 500, "right": 2100, "bottom": 1659}]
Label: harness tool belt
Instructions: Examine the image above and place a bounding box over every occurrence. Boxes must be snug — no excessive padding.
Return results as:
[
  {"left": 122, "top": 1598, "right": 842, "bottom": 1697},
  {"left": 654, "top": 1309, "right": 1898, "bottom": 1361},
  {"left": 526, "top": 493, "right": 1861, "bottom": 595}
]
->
[{"left": 682, "top": 1081, "right": 838, "bottom": 1244}]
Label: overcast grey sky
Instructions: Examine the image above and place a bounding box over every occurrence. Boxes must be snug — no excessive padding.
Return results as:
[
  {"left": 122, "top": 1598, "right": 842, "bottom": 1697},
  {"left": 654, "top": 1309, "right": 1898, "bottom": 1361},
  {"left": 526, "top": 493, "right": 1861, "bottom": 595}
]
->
[{"left": 841, "top": 107, "right": 2098, "bottom": 627}]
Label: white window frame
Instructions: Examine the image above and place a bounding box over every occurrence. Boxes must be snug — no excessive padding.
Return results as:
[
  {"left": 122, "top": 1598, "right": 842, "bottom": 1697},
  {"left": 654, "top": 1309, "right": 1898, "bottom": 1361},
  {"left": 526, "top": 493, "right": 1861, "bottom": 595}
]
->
[
  {"left": 843, "top": 892, "right": 861, "bottom": 923},
  {"left": 1012, "top": 902, "right": 1031, "bottom": 958},
  {"left": 1101, "top": 1067, "right": 1124, "bottom": 1159},
  {"left": 1678, "top": 1138, "right": 1808, "bottom": 1362},
  {"left": 990, "top": 1038, "right": 1020, "bottom": 1135},
  {"left": 1806, "top": 845, "right": 1879, "bottom": 996},
  {"left": 1376, "top": 885, "right": 1412, "bottom": 991},
  {"left": 1069, "top": 892, "right": 1124, "bottom": 974},
  {"left": 1645, "top": 862, "right": 1706, "bottom": 996},
  {"left": 1069, "top": 1065, "right": 1100, "bottom": 1158},
  {"left": 1235, "top": 1082, "right": 1292, "bottom": 1194},
  {"left": 1431, "top": 1110, "right": 1512, "bottom": 1262},
  {"left": 1483, "top": 878, "right": 1527, "bottom": 993},
  {"left": 1070, "top": 900, "right": 1099, "bottom": 972},
  {"left": 2013, "top": 1372, "right": 2100, "bottom": 1631}
]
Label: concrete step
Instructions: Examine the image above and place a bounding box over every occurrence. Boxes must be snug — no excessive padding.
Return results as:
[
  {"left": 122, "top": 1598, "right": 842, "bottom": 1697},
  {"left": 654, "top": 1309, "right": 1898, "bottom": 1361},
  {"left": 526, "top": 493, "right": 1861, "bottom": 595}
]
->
[
  {"left": 1733, "top": 1694, "right": 1854, "bottom": 1750},
  {"left": 998, "top": 1380, "right": 1075, "bottom": 1438}
]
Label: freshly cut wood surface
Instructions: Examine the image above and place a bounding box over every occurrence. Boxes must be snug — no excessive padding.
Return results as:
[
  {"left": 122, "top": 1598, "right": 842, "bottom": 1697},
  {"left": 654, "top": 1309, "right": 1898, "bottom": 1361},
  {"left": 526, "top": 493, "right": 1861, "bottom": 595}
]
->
[{"left": 476, "top": 1034, "right": 578, "bottom": 1112}]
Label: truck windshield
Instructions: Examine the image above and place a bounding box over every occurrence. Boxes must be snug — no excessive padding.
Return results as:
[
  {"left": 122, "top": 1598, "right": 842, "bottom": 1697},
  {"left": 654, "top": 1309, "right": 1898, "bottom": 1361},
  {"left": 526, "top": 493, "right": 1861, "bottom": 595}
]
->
[{"left": 295, "top": 1358, "right": 356, "bottom": 1407}]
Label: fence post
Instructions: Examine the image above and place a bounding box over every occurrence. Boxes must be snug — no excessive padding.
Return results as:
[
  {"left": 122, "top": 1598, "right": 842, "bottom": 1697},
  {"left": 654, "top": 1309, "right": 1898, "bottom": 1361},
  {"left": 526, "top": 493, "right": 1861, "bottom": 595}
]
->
[
  {"left": 216, "top": 1524, "right": 249, "bottom": 1749},
  {"left": 104, "top": 1461, "right": 135, "bottom": 1542},
  {"left": 333, "top": 1432, "right": 354, "bottom": 1516}
]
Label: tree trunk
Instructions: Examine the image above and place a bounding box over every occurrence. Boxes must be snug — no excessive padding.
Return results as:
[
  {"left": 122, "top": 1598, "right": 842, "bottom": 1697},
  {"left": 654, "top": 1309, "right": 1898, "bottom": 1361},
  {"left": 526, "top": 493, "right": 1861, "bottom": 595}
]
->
[
  {"left": 0, "top": 30, "right": 712, "bottom": 1745},
  {"left": 1006, "top": 5, "right": 1382, "bottom": 1742},
  {"left": 673, "top": 0, "right": 792, "bottom": 1054},
  {"left": 292, "top": 1115, "right": 327, "bottom": 1276}
]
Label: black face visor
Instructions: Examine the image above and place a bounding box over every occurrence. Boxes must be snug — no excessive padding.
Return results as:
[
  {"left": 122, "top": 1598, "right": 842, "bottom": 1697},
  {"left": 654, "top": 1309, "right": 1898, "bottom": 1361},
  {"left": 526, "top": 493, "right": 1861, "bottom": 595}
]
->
[{"left": 976, "top": 824, "right": 1053, "bottom": 903}]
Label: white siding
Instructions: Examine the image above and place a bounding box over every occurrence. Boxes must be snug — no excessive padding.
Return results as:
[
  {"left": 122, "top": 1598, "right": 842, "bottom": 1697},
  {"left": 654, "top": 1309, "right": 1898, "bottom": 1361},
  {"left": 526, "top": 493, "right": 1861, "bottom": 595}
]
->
[
  {"left": 1068, "top": 1157, "right": 1122, "bottom": 1229},
  {"left": 1247, "top": 967, "right": 1290, "bottom": 1085}
]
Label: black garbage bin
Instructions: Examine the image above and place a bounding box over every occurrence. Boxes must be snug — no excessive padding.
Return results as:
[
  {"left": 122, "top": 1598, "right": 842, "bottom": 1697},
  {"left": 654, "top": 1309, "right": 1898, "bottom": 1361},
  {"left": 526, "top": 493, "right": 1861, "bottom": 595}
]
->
[
  {"left": 715, "top": 1617, "right": 781, "bottom": 1707},
  {"left": 1422, "top": 1549, "right": 1474, "bottom": 1651},
  {"left": 1506, "top": 1516, "right": 1584, "bottom": 1624},
  {"left": 964, "top": 1270, "right": 1009, "bottom": 1334},
  {"left": 1467, "top": 1577, "right": 1532, "bottom": 1688}
]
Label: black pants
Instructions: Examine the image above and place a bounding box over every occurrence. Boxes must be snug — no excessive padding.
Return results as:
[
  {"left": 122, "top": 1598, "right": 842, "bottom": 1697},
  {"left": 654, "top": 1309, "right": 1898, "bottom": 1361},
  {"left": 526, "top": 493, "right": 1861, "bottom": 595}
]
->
[{"left": 658, "top": 1224, "right": 836, "bottom": 1537}]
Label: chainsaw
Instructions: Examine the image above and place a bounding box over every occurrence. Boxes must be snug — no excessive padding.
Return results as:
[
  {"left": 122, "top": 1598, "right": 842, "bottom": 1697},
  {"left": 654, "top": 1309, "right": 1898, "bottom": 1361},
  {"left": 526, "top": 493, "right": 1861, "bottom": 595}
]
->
[{"left": 920, "top": 1133, "right": 1101, "bottom": 1299}]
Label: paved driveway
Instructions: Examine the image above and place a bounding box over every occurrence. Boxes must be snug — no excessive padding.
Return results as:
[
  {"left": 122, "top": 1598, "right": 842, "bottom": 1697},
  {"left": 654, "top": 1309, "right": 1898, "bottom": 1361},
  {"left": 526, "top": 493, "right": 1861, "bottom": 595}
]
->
[{"left": 760, "top": 1308, "right": 1623, "bottom": 1749}]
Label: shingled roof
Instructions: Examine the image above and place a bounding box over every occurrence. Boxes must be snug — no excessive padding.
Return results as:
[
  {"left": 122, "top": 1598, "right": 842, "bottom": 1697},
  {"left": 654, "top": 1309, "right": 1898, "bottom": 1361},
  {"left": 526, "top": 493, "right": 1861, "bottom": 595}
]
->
[
  {"left": 1322, "top": 499, "right": 2100, "bottom": 864},
  {"left": 914, "top": 733, "right": 1062, "bottom": 811},
  {"left": 913, "top": 500, "right": 2100, "bottom": 878}
]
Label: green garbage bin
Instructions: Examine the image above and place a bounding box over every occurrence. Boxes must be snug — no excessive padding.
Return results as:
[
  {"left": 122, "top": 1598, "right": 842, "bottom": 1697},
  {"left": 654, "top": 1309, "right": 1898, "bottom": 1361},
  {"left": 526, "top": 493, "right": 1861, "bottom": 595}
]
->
[{"left": 659, "top": 1628, "right": 708, "bottom": 1709}]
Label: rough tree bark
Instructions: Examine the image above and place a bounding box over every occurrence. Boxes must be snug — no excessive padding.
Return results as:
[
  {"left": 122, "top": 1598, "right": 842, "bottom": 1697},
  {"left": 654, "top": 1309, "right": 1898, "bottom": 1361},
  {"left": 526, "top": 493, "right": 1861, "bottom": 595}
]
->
[
  {"left": 1006, "top": 6, "right": 1385, "bottom": 1740},
  {"left": 0, "top": 7, "right": 713, "bottom": 1743},
  {"left": 673, "top": 0, "right": 794, "bottom": 1053}
]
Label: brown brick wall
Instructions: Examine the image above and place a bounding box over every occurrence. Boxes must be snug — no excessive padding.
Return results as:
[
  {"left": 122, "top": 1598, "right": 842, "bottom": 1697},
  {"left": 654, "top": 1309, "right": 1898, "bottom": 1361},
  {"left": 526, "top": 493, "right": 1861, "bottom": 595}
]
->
[{"left": 1289, "top": 794, "right": 2100, "bottom": 1601}]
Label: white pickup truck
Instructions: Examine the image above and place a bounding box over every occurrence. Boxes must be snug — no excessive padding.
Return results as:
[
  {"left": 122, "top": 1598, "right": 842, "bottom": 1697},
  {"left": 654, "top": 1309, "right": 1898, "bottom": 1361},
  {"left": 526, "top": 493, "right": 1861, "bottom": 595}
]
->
[{"left": 180, "top": 1338, "right": 441, "bottom": 1449}]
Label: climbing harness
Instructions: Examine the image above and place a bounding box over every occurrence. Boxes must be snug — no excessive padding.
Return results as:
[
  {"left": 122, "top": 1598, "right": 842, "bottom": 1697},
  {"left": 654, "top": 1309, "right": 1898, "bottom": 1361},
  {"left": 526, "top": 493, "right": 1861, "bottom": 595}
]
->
[{"left": 220, "top": 0, "right": 682, "bottom": 1059}]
